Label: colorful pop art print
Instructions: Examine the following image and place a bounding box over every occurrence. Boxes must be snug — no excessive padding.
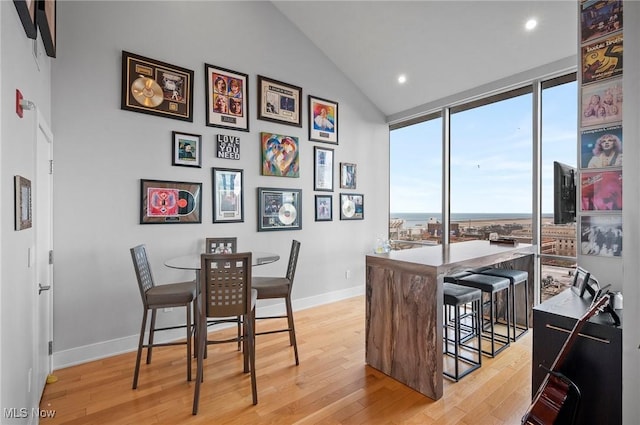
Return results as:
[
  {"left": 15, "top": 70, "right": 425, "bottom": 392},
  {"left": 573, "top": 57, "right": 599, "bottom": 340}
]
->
[
  {"left": 260, "top": 132, "right": 299, "bottom": 178},
  {"left": 205, "top": 64, "right": 249, "bottom": 132},
  {"left": 580, "top": 170, "right": 622, "bottom": 211},
  {"left": 582, "top": 33, "right": 623, "bottom": 84},
  {"left": 140, "top": 179, "right": 202, "bottom": 224},
  {"left": 309, "top": 95, "right": 338, "bottom": 144},
  {"left": 580, "top": 125, "right": 622, "bottom": 169}
]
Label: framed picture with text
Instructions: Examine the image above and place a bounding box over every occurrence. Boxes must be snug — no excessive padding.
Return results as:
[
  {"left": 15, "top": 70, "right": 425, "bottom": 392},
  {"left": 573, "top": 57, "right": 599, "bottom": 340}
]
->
[
  {"left": 212, "top": 168, "right": 244, "bottom": 223},
  {"left": 140, "top": 179, "right": 202, "bottom": 224},
  {"left": 309, "top": 95, "right": 338, "bottom": 144},
  {"left": 205, "top": 64, "right": 249, "bottom": 132},
  {"left": 257, "top": 187, "right": 302, "bottom": 231},
  {"left": 340, "top": 193, "right": 364, "bottom": 220},
  {"left": 314, "top": 146, "right": 334, "bottom": 191},
  {"left": 257, "top": 75, "right": 302, "bottom": 127},
  {"left": 340, "top": 162, "right": 357, "bottom": 189},
  {"left": 315, "top": 195, "right": 333, "bottom": 222}
]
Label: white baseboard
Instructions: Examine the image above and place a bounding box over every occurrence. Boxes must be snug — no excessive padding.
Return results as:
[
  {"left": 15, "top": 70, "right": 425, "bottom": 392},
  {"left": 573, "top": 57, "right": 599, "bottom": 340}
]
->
[{"left": 52, "top": 286, "right": 364, "bottom": 370}]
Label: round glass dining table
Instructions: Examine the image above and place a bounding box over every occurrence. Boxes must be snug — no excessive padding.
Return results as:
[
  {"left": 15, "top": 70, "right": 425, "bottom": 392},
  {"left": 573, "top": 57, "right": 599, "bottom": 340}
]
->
[{"left": 164, "top": 251, "right": 280, "bottom": 270}]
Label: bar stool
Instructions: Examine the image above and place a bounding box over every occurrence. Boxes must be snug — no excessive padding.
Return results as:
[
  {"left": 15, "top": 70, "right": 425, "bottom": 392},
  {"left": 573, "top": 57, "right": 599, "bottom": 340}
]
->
[
  {"left": 479, "top": 268, "right": 529, "bottom": 341},
  {"left": 443, "top": 282, "right": 482, "bottom": 381},
  {"left": 449, "top": 273, "right": 511, "bottom": 357}
]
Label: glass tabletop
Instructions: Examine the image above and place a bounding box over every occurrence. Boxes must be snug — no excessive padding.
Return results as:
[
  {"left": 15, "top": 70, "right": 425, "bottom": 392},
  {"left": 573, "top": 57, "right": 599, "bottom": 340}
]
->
[{"left": 164, "top": 251, "right": 280, "bottom": 270}]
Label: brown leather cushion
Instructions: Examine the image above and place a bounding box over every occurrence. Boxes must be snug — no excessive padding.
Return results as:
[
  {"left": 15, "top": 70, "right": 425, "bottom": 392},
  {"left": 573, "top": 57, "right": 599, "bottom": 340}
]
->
[
  {"left": 146, "top": 281, "right": 196, "bottom": 307},
  {"left": 252, "top": 277, "right": 290, "bottom": 299}
]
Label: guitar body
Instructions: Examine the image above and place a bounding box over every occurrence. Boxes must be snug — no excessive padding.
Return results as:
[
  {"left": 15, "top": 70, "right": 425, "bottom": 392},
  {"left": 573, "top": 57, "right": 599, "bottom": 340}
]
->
[{"left": 522, "top": 375, "right": 570, "bottom": 425}]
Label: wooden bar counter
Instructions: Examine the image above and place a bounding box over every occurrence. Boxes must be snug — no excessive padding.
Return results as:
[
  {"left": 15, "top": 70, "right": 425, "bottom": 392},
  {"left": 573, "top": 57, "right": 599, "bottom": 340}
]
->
[{"left": 365, "top": 240, "right": 535, "bottom": 400}]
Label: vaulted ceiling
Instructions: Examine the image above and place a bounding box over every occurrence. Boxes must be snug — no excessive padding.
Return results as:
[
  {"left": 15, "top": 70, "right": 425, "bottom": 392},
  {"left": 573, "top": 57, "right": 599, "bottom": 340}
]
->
[{"left": 273, "top": 1, "right": 577, "bottom": 120}]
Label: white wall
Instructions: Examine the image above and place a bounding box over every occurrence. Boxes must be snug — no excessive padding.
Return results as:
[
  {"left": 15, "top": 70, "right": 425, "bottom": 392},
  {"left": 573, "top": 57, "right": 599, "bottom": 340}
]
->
[
  {"left": 1, "top": 0, "right": 53, "bottom": 422},
  {"left": 50, "top": 1, "right": 388, "bottom": 366}
]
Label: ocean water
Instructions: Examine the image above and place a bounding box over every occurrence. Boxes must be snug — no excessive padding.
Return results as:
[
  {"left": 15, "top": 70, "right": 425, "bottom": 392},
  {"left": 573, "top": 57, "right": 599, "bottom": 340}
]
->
[{"left": 390, "top": 212, "right": 553, "bottom": 227}]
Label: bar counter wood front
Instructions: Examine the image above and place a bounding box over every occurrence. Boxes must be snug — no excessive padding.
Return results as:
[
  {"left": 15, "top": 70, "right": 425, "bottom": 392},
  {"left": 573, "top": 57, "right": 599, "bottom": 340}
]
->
[{"left": 365, "top": 240, "right": 535, "bottom": 400}]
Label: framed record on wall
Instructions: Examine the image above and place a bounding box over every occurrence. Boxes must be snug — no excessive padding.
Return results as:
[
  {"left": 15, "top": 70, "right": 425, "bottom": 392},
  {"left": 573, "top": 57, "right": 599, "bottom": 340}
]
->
[
  {"left": 121, "top": 51, "right": 194, "bottom": 122},
  {"left": 140, "top": 179, "right": 202, "bottom": 224},
  {"left": 340, "top": 193, "right": 364, "bottom": 220},
  {"left": 257, "top": 187, "right": 301, "bottom": 231}
]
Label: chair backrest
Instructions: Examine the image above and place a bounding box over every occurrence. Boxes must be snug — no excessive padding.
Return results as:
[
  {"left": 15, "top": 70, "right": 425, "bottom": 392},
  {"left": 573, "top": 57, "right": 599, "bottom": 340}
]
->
[
  {"left": 286, "top": 240, "right": 301, "bottom": 283},
  {"left": 205, "top": 237, "right": 238, "bottom": 254},
  {"left": 130, "top": 244, "right": 155, "bottom": 306},
  {"left": 200, "top": 252, "right": 252, "bottom": 318}
]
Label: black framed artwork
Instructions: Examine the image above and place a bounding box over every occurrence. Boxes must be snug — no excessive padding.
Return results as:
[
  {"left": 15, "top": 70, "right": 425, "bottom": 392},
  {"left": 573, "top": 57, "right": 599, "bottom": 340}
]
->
[
  {"left": 140, "top": 179, "right": 202, "bottom": 224},
  {"left": 257, "top": 187, "right": 302, "bottom": 231},
  {"left": 205, "top": 64, "right": 249, "bottom": 132},
  {"left": 257, "top": 75, "right": 302, "bottom": 127},
  {"left": 212, "top": 168, "right": 244, "bottom": 223},
  {"left": 14, "top": 0, "right": 37, "bottom": 39}
]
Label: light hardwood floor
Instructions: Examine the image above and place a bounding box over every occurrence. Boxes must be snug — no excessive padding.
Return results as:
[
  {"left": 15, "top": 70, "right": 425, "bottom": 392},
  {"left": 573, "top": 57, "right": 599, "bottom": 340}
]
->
[{"left": 40, "top": 296, "right": 533, "bottom": 425}]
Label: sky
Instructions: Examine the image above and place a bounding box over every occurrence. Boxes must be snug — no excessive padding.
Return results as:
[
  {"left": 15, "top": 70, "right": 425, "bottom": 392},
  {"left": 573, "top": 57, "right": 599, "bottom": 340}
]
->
[{"left": 390, "top": 81, "right": 577, "bottom": 215}]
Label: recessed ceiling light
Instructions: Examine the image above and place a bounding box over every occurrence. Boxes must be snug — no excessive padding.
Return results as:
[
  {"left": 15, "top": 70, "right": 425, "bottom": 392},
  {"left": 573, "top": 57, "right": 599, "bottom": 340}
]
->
[
  {"left": 525, "top": 18, "right": 537, "bottom": 31},
  {"left": 398, "top": 74, "right": 407, "bottom": 84}
]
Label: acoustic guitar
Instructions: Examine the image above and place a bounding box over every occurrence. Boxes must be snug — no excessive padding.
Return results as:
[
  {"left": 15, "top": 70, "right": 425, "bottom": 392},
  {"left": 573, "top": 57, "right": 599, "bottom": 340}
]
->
[{"left": 521, "top": 293, "right": 611, "bottom": 425}]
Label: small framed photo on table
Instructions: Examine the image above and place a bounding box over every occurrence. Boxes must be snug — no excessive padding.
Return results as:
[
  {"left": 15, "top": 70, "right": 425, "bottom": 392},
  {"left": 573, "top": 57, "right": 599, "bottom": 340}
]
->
[
  {"left": 314, "top": 146, "right": 334, "bottom": 191},
  {"left": 172, "top": 131, "right": 201, "bottom": 167},
  {"left": 257, "top": 75, "right": 302, "bottom": 127},
  {"left": 315, "top": 195, "right": 332, "bottom": 222},
  {"left": 257, "top": 187, "right": 302, "bottom": 231},
  {"left": 309, "top": 95, "right": 338, "bottom": 144},
  {"left": 212, "top": 168, "right": 244, "bottom": 223}
]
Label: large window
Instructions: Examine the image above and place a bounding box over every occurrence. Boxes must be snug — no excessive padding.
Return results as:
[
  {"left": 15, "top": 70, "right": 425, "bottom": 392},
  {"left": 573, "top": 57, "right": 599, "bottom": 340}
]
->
[{"left": 389, "top": 74, "right": 577, "bottom": 301}]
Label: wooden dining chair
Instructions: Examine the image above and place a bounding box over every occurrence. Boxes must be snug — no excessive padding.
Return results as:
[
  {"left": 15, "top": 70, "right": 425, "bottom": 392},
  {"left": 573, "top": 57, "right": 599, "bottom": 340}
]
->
[
  {"left": 252, "top": 239, "right": 301, "bottom": 365},
  {"left": 193, "top": 252, "right": 257, "bottom": 415},
  {"left": 205, "top": 237, "right": 241, "bottom": 349},
  {"left": 129, "top": 244, "right": 196, "bottom": 389}
]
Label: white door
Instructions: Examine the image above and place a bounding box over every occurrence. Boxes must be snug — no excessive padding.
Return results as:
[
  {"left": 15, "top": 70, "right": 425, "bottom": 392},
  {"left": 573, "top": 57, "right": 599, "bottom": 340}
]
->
[{"left": 34, "top": 112, "right": 54, "bottom": 399}]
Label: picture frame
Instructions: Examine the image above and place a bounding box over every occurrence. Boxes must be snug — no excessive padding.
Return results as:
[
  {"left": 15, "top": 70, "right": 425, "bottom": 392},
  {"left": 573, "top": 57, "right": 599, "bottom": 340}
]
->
[
  {"left": 581, "top": 170, "right": 622, "bottom": 211},
  {"left": 580, "top": 214, "right": 622, "bottom": 257},
  {"left": 315, "top": 195, "right": 333, "bottom": 222},
  {"left": 581, "top": 77, "right": 622, "bottom": 128},
  {"left": 172, "top": 131, "right": 201, "bottom": 167},
  {"left": 257, "top": 75, "right": 302, "bottom": 127},
  {"left": 309, "top": 95, "right": 338, "bottom": 144},
  {"left": 121, "top": 51, "right": 194, "bottom": 122},
  {"left": 205, "top": 64, "right": 249, "bottom": 132},
  {"left": 37, "top": 0, "right": 55, "bottom": 57},
  {"left": 212, "top": 168, "right": 243, "bottom": 223},
  {"left": 261, "top": 132, "right": 299, "bottom": 177},
  {"left": 580, "top": 125, "right": 622, "bottom": 169},
  {"left": 570, "top": 266, "right": 591, "bottom": 297},
  {"left": 140, "top": 179, "right": 202, "bottom": 224},
  {"left": 340, "top": 193, "right": 364, "bottom": 220},
  {"left": 314, "top": 146, "right": 334, "bottom": 191},
  {"left": 257, "top": 187, "right": 302, "bottom": 231},
  {"left": 340, "top": 162, "right": 357, "bottom": 189},
  {"left": 216, "top": 134, "right": 240, "bottom": 160},
  {"left": 14, "top": 175, "right": 32, "bottom": 231},
  {"left": 14, "top": 0, "right": 37, "bottom": 39},
  {"left": 582, "top": 33, "right": 623, "bottom": 84}
]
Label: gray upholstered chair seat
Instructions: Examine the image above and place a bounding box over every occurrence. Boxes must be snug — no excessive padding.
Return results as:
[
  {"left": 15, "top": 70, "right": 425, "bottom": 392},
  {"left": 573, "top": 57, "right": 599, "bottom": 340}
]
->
[
  {"left": 146, "top": 281, "right": 196, "bottom": 306},
  {"left": 252, "top": 277, "right": 290, "bottom": 299}
]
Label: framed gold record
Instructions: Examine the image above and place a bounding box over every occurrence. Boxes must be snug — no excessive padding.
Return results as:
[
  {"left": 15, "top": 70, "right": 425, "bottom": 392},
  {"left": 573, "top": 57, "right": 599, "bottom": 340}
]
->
[{"left": 121, "top": 51, "right": 194, "bottom": 122}]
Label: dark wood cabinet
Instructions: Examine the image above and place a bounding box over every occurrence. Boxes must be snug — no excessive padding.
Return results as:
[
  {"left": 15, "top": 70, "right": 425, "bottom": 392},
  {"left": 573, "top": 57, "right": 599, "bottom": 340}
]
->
[{"left": 532, "top": 289, "right": 622, "bottom": 425}]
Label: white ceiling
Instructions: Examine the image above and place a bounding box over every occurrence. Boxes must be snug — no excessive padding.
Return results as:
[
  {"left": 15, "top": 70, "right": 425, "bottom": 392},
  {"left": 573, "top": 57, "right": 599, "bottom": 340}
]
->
[{"left": 272, "top": 0, "right": 578, "bottom": 120}]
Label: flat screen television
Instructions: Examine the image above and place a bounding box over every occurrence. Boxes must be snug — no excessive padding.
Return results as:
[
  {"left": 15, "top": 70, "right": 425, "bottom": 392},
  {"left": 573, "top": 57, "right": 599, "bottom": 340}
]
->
[{"left": 553, "top": 161, "right": 576, "bottom": 224}]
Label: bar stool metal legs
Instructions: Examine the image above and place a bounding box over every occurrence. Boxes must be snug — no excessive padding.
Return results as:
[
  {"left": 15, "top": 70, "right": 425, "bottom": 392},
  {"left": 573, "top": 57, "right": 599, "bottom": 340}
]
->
[{"left": 479, "top": 268, "right": 529, "bottom": 341}]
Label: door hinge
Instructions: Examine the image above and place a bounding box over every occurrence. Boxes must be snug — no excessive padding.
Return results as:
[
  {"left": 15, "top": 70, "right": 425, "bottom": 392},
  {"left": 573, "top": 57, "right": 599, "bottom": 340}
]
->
[
  {"left": 49, "top": 250, "right": 53, "bottom": 265},
  {"left": 48, "top": 341, "right": 53, "bottom": 355},
  {"left": 49, "top": 159, "right": 53, "bottom": 175}
]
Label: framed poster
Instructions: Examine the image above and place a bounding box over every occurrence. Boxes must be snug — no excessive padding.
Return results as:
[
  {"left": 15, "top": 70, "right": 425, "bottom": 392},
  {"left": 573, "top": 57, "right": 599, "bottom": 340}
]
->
[
  {"left": 257, "top": 187, "right": 302, "bottom": 231},
  {"left": 581, "top": 77, "right": 622, "bottom": 127},
  {"left": 140, "top": 179, "right": 202, "bottom": 224},
  {"left": 581, "top": 170, "right": 622, "bottom": 211},
  {"left": 121, "top": 51, "right": 194, "bottom": 122},
  {"left": 14, "top": 0, "right": 37, "bottom": 39},
  {"left": 581, "top": 0, "right": 623, "bottom": 44},
  {"left": 581, "top": 214, "right": 622, "bottom": 257},
  {"left": 340, "top": 162, "right": 357, "bottom": 189},
  {"left": 205, "top": 64, "right": 249, "bottom": 132},
  {"left": 315, "top": 195, "right": 333, "bottom": 222},
  {"left": 172, "top": 131, "right": 201, "bottom": 167},
  {"left": 212, "top": 168, "right": 243, "bottom": 223},
  {"left": 582, "top": 33, "right": 623, "bottom": 84},
  {"left": 257, "top": 75, "right": 302, "bottom": 127},
  {"left": 309, "top": 95, "right": 338, "bottom": 144},
  {"left": 14, "top": 176, "right": 32, "bottom": 231},
  {"left": 580, "top": 125, "right": 622, "bottom": 169},
  {"left": 340, "top": 193, "right": 364, "bottom": 220},
  {"left": 314, "top": 146, "right": 334, "bottom": 191},
  {"left": 37, "top": 0, "right": 55, "bottom": 57},
  {"left": 261, "top": 132, "right": 299, "bottom": 177}
]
